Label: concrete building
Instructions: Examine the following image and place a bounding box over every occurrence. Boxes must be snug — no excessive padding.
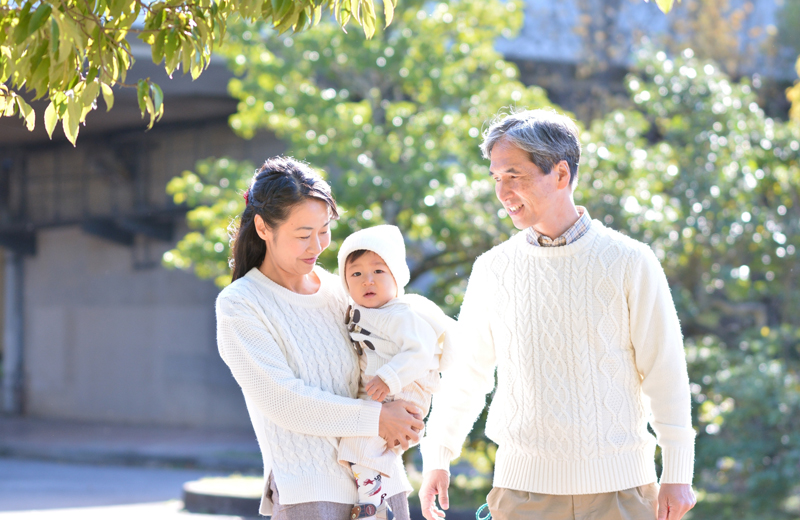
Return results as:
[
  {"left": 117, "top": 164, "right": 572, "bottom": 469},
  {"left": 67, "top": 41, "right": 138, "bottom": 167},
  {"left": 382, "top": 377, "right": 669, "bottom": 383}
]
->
[{"left": 0, "top": 46, "right": 281, "bottom": 428}]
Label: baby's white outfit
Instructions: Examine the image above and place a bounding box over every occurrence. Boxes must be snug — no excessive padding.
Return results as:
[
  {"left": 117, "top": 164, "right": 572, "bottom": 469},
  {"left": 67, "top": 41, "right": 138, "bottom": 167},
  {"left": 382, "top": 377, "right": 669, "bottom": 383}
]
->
[{"left": 337, "top": 294, "right": 453, "bottom": 476}]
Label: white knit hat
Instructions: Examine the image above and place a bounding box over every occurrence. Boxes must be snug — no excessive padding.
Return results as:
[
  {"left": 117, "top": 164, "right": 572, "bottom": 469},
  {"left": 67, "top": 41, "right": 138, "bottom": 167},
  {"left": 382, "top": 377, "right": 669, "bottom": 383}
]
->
[{"left": 337, "top": 225, "right": 410, "bottom": 296}]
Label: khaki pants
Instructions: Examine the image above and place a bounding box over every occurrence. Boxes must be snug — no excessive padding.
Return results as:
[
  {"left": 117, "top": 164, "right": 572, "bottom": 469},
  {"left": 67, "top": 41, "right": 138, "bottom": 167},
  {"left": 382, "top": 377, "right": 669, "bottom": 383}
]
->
[{"left": 486, "top": 483, "right": 659, "bottom": 520}]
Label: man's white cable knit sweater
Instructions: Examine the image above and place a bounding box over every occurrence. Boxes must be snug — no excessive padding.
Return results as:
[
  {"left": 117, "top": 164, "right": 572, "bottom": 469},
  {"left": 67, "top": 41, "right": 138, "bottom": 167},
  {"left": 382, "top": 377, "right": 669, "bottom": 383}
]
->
[
  {"left": 421, "top": 221, "right": 695, "bottom": 495},
  {"left": 216, "top": 267, "right": 411, "bottom": 515}
]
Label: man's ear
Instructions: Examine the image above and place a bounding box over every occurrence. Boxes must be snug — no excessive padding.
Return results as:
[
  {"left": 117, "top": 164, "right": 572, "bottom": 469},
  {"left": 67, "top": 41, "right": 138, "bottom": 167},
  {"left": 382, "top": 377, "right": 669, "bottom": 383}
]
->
[
  {"left": 254, "top": 214, "right": 272, "bottom": 242},
  {"left": 554, "top": 160, "right": 572, "bottom": 190}
]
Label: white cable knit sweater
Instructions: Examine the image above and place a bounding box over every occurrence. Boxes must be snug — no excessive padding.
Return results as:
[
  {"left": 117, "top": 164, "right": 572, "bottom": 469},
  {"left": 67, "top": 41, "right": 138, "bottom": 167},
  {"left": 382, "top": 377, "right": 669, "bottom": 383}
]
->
[
  {"left": 421, "top": 221, "right": 695, "bottom": 495},
  {"left": 216, "top": 267, "right": 410, "bottom": 515}
]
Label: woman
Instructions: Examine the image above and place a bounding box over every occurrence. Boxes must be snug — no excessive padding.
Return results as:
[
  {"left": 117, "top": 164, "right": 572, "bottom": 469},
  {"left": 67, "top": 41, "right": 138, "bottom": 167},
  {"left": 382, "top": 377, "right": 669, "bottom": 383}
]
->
[{"left": 216, "top": 156, "right": 423, "bottom": 520}]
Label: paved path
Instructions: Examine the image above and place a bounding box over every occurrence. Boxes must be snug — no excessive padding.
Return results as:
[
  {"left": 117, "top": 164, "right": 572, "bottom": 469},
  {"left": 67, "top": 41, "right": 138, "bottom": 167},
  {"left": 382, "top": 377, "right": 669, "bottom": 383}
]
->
[
  {"left": 0, "top": 417, "right": 260, "bottom": 471},
  {"left": 0, "top": 417, "right": 476, "bottom": 520},
  {"left": 0, "top": 458, "right": 254, "bottom": 519}
]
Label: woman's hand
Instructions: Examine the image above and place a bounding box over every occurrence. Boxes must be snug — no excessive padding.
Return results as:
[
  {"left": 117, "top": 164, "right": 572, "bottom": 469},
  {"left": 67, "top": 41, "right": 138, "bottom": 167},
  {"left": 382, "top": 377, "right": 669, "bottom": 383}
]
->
[
  {"left": 379, "top": 400, "right": 424, "bottom": 450},
  {"left": 365, "top": 376, "right": 390, "bottom": 402}
]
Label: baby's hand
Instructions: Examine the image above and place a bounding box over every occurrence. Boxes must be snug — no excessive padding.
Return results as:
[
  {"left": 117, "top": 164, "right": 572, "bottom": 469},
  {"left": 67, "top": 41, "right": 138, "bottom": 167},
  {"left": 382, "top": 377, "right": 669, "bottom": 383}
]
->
[{"left": 365, "top": 376, "right": 390, "bottom": 402}]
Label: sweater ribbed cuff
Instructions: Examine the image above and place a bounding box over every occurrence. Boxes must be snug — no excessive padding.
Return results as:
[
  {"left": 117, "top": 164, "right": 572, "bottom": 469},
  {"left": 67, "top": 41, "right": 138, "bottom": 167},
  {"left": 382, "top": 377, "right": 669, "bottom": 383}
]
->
[
  {"left": 659, "top": 445, "right": 695, "bottom": 484},
  {"left": 420, "top": 442, "right": 454, "bottom": 475},
  {"left": 356, "top": 400, "right": 383, "bottom": 437},
  {"left": 376, "top": 365, "right": 403, "bottom": 396}
]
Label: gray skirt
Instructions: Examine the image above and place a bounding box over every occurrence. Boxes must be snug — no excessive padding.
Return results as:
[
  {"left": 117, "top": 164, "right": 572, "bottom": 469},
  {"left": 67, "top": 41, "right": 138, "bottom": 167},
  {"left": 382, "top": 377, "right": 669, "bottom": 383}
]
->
[{"left": 267, "top": 473, "right": 411, "bottom": 520}]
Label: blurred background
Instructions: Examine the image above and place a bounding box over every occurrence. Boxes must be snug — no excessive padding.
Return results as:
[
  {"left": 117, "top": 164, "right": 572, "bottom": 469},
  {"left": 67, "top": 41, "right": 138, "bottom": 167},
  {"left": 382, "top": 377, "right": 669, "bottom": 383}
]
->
[{"left": 1, "top": 0, "right": 799, "bottom": 518}]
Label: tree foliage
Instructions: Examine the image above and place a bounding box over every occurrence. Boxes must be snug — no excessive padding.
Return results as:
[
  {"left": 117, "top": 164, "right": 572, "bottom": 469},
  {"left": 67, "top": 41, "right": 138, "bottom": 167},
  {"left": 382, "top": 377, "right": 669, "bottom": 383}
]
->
[
  {"left": 578, "top": 47, "right": 800, "bottom": 518},
  {"left": 789, "top": 57, "right": 800, "bottom": 122},
  {"left": 165, "top": 0, "right": 553, "bottom": 313},
  {"left": 0, "top": 0, "right": 394, "bottom": 145}
]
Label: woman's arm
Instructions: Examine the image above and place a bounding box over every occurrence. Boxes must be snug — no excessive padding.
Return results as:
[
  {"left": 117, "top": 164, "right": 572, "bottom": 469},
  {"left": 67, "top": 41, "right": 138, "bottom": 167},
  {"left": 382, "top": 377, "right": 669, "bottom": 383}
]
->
[
  {"left": 217, "top": 294, "right": 380, "bottom": 438},
  {"left": 217, "top": 294, "right": 423, "bottom": 442}
]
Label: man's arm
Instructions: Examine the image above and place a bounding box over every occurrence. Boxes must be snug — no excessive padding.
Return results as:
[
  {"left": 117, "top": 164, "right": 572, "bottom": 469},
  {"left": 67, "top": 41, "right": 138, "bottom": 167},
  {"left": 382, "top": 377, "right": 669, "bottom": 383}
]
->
[
  {"left": 419, "top": 255, "right": 498, "bottom": 519},
  {"left": 627, "top": 247, "right": 696, "bottom": 519}
]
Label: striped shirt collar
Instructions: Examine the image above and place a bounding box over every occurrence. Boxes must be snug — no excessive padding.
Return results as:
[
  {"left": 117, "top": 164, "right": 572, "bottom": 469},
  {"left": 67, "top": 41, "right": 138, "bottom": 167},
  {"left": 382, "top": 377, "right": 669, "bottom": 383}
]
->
[{"left": 526, "top": 206, "right": 591, "bottom": 247}]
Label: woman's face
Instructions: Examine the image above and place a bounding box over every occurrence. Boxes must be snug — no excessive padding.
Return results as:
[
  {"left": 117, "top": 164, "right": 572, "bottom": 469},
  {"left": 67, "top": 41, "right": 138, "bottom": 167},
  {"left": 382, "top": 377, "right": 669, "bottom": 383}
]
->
[{"left": 257, "top": 198, "right": 332, "bottom": 277}]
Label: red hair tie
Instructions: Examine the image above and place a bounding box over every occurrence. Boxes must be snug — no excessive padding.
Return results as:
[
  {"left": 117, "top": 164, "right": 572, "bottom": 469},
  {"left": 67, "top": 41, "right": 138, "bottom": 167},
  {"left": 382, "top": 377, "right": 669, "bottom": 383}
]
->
[{"left": 243, "top": 190, "right": 250, "bottom": 205}]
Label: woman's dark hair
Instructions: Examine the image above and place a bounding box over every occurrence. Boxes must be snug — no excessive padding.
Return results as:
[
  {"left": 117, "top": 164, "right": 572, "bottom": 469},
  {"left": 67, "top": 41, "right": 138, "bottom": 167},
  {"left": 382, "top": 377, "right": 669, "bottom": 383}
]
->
[{"left": 230, "top": 156, "right": 339, "bottom": 282}]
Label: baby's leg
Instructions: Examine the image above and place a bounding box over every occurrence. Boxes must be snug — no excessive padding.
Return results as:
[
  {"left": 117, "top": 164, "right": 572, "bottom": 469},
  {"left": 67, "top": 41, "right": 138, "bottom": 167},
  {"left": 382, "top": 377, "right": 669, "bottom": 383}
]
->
[
  {"left": 352, "top": 463, "right": 393, "bottom": 519},
  {"left": 338, "top": 435, "right": 397, "bottom": 477}
]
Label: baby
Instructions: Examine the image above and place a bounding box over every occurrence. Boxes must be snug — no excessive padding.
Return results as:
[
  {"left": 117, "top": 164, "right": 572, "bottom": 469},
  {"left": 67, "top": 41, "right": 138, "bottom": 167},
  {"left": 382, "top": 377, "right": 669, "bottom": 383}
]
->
[{"left": 337, "top": 225, "right": 455, "bottom": 520}]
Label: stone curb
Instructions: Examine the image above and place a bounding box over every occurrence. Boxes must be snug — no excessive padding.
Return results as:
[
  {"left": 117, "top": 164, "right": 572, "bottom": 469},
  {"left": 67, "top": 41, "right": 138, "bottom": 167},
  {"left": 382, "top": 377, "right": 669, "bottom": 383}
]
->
[{"left": 183, "top": 487, "right": 261, "bottom": 516}]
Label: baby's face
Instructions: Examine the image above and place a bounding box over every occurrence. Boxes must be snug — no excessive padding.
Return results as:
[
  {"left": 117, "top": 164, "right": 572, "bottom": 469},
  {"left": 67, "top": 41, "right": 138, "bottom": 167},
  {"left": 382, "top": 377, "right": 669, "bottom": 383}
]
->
[{"left": 345, "top": 251, "right": 398, "bottom": 309}]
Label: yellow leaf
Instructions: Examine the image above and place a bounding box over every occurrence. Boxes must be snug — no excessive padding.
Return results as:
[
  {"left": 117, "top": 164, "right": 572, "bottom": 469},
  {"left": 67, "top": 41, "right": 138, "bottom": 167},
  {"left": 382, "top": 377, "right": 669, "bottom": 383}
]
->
[
  {"left": 383, "top": 0, "right": 395, "bottom": 27},
  {"left": 145, "top": 94, "right": 156, "bottom": 130},
  {"left": 44, "top": 101, "right": 58, "bottom": 138},
  {"left": 82, "top": 81, "right": 100, "bottom": 110},
  {"left": 16, "top": 97, "right": 35, "bottom": 131},
  {"left": 62, "top": 107, "right": 79, "bottom": 145},
  {"left": 655, "top": 0, "right": 675, "bottom": 13},
  {"left": 101, "top": 83, "right": 114, "bottom": 111}
]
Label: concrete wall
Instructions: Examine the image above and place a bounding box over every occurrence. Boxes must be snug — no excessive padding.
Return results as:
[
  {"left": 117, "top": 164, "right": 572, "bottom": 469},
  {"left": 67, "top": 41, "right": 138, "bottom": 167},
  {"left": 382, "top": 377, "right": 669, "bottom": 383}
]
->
[
  {"left": 23, "top": 226, "right": 248, "bottom": 427},
  {"left": 15, "top": 120, "right": 283, "bottom": 428}
]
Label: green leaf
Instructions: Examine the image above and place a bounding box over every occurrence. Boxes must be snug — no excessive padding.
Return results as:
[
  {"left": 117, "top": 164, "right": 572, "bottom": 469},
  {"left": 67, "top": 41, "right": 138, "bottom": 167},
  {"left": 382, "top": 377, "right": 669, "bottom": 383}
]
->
[
  {"left": 86, "top": 67, "right": 99, "bottom": 84},
  {"left": 164, "top": 29, "right": 181, "bottom": 73},
  {"left": 44, "top": 100, "right": 58, "bottom": 138},
  {"left": 50, "top": 18, "right": 59, "bottom": 57},
  {"left": 137, "top": 79, "right": 148, "bottom": 115},
  {"left": 260, "top": 0, "right": 274, "bottom": 18},
  {"left": 13, "top": 2, "right": 34, "bottom": 45},
  {"left": 151, "top": 83, "right": 164, "bottom": 116},
  {"left": 272, "top": 0, "right": 292, "bottom": 22},
  {"left": 294, "top": 8, "right": 308, "bottom": 32},
  {"left": 275, "top": 7, "right": 300, "bottom": 33},
  {"left": 180, "top": 38, "right": 194, "bottom": 77},
  {"left": 27, "top": 3, "right": 53, "bottom": 36}
]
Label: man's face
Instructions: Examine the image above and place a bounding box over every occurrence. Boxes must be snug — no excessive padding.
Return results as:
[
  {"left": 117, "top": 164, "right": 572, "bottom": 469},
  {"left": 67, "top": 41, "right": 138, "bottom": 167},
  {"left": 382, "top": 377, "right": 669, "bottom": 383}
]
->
[{"left": 489, "top": 139, "right": 563, "bottom": 231}]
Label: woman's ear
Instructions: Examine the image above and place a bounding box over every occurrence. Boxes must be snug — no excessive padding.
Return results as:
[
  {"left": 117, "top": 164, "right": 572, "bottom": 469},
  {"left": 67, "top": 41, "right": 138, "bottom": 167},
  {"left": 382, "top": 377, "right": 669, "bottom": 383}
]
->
[{"left": 254, "top": 214, "right": 273, "bottom": 242}]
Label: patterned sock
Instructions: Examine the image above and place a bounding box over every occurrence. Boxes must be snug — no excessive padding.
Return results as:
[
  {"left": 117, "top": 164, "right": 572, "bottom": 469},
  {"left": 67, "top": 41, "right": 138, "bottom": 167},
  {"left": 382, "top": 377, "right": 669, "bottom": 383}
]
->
[{"left": 352, "top": 463, "right": 390, "bottom": 517}]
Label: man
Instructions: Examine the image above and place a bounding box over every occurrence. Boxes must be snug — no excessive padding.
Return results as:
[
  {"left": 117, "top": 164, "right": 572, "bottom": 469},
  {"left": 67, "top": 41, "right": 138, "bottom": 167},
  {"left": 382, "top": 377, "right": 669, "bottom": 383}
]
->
[{"left": 419, "top": 109, "right": 696, "bottom": 520}]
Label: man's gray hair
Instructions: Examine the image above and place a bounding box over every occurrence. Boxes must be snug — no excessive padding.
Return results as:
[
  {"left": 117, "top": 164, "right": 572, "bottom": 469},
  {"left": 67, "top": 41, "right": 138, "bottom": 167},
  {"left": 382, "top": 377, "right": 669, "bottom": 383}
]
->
[{"left": 480, "top": 108, "right": 582, "bottom": 185}]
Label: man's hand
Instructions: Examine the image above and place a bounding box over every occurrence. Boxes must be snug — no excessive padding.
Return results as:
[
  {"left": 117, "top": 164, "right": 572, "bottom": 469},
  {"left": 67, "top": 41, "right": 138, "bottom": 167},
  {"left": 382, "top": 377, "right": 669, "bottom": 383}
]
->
[
  {"left": 365, "top": 375, "right": 391, "bottom": 402},
  {"left": 420, "top": 469, "right": 450, "bottom": 520},
  {"left": 657, "top": 483, "right": 696, "bottom": 520},
  {"left": 378, "top": 400, "right": 424, "bottom": 450}
]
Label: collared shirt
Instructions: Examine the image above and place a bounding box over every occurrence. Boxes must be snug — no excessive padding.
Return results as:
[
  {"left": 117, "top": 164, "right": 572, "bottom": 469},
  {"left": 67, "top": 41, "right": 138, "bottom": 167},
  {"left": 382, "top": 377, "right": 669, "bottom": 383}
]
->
[{"left": 526, "top": 206, "right": 591, "bottom": 247}]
